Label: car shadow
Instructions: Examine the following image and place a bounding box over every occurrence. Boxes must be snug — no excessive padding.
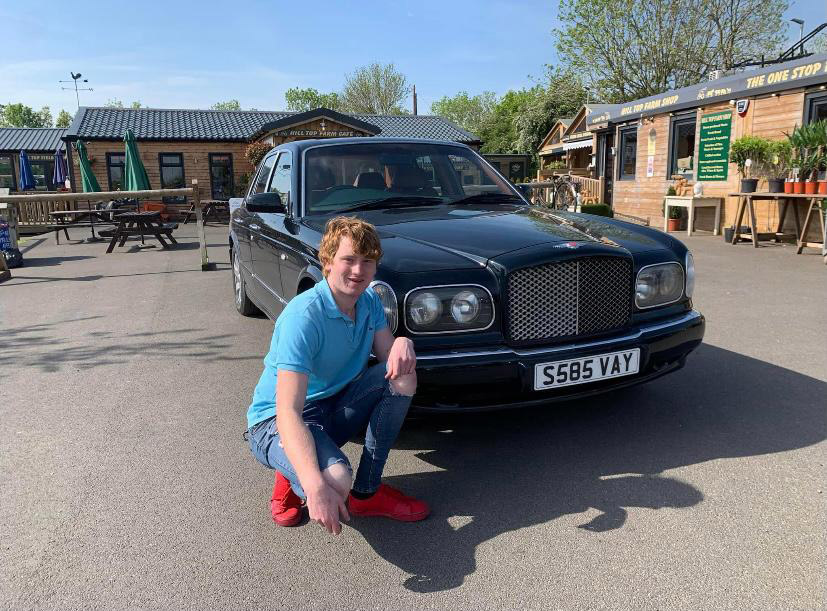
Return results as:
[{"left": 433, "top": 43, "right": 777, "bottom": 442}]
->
[{"left": 347, "top": 343, "right": 827, "bottom": 593}]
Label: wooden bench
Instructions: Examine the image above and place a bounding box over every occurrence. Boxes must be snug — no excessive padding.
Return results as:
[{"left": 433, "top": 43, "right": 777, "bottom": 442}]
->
[{"left": 105, "top": 212, "right": 179, "bottom": 252}]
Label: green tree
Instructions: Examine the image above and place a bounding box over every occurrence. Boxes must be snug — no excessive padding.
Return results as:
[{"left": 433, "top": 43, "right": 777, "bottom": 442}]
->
[
  {"left": 341, "top": 63, "right": 410, "bottom": 114},
  {"left": 284, "top": 87, "right": 343, "bottom": 112},
  {"left": 478, "top": 89, "right": 540, "bottom": 154},
  {"left": 105, "top": 99, "right": 142, "bottom": 109},
  {"left": 0, "top": 103, "right": 52, "bottom": 127},
  {"left": 555, "top": 0, "right": 789, "bottom": 103},
  {"left": 211, "top": 99, "right": 241, "bottom": 111},
  {"left": 55, "top": 109, "right": 73, "bottom": 128},
  {"left": 430, "top": 91, "right": 498, "bottom": 137}
]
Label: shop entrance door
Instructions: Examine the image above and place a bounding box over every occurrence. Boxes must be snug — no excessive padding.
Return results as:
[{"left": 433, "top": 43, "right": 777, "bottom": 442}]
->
[{"left": 597, "top": 132, "right": 614, "bottom": 205}]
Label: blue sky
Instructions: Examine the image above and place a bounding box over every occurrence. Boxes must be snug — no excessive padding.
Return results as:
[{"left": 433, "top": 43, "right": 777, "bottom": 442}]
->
[{"left": 1, "top": 0, "right": 825, "bottom": 119}]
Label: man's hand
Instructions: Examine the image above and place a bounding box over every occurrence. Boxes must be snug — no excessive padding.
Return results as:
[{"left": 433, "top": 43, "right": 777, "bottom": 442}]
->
[
  {"left": 306, "top": 482, "right": 350, "bottom": 535},
  {"left": 385, "top": 337, "right": 416, "bottom": 380}
]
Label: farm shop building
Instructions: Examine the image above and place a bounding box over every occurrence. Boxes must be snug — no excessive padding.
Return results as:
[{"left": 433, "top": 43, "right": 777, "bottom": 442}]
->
[
  {"left": 585, "top": 53, "right": 827, "bottom": 234},
  {"left": 62, "top": 107, "right": 480, "bottom": 211}
]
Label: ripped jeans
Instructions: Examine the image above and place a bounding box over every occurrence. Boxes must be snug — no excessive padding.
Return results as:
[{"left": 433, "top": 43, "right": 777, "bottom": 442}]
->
[{"left": 248, "top": 363, "right": 412, "bottom": 498}]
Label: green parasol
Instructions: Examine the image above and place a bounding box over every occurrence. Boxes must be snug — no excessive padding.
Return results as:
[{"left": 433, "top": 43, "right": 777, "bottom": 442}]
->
[
  {"left": 74, "top": 140, "right": 100, "bottom": 192},
  {"left": 123, "top": 129, "right": 150, "bottom": 191}
]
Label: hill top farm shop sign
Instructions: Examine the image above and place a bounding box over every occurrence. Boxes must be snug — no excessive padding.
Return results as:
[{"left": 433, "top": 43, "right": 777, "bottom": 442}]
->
[{"left": 697, "top": 111, "right": 733, "bottom": 182}]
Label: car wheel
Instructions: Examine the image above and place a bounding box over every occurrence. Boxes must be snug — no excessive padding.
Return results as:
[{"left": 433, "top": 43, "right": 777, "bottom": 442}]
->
[{"left": 232, "top": 248, "right": 260, "bottom": 316}]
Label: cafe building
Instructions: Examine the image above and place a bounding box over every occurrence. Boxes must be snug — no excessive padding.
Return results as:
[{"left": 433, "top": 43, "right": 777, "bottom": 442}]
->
[
  {"left": 537, "top": 105, "right": 616, "bottom": 180},
  {"left": 0, "top": 128, "right": 68, "bottom": 192},
  {"left": 61, "top": 106, "right": 481, "bottom": 212},
  {"left": 584, "top": 52, "right": 827, "bottom": 235}
]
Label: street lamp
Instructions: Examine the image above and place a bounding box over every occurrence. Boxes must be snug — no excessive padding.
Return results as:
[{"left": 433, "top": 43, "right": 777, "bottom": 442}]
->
[{"left": 790, "top": 18, "right": 805, "bottom": 53}]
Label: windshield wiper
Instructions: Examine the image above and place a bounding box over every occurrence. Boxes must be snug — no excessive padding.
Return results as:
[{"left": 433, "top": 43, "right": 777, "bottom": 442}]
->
[
  {"left": 451, "top": 193, "right": 526, "bottom": 205},
  {"left": 343, "top": 196, "right": 443, "bottom": 212}
]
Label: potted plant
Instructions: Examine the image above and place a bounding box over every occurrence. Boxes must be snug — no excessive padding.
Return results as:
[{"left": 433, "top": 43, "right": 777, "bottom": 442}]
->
[
  {"left": 813, "top": 120, "right": 827, "bottom": 194},
  {"left": 663, "top": 186, "right": 685, "bottom": 231},
  {"left": 768, "top": 140, "right": 792, "bottom": 193},
  {"left": 786, "top": 123, "right": 819, "bottom": 194},
  {"left": 729, "top": 135, "right": 770, "bottom": 193}
]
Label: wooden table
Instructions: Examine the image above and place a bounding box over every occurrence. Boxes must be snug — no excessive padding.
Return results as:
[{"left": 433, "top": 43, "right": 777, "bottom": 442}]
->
[
  {"left": 663, "top": 195, "right": 722, "bottom": 236},
  {"left": 181, "top": 200, "right": 230, "bottom": 224},
  {"left": 104, "top": 211, "right": 179, "bottom": 253},
  {"left": 49, "top": 209, "right": 115, "bottom": 244},
  {"left": 729, "top": 192, "right": 825, "bottom": 254}
]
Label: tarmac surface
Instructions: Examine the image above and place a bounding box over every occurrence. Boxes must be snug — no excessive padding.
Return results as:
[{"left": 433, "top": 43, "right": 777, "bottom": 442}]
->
[{"left": 1, "top": 224, "right": 825, "bottom": 610}]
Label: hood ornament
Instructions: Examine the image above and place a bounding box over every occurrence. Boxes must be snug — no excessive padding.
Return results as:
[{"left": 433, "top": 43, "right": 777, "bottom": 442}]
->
[{"left": 554, "top": 241, "right": 580, "bottom": 249}]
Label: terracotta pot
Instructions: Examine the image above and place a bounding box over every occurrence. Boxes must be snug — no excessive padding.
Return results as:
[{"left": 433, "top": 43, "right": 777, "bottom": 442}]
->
[
  {"left": 783, "top": 180, "right": 794, "bottom": 194},
  {"left": 804, "top": 180, "right": 818, "bottom": 195},
  {"left": 793, "top": 180, "right": 804, "bottom": 194},
  {"left": 667, "top": 218, "right": 682, "bottom": 231},
  {"left": 819, "top": 181, "right": 827, "bottom": 195}
]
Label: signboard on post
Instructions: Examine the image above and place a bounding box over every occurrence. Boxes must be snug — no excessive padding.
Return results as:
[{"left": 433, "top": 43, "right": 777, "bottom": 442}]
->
[{"left": 697, "top": 111, "right": 733, "bottom": 181}]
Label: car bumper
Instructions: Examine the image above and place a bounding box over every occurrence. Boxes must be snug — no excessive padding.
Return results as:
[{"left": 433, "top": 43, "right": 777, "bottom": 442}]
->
[{"left": 411, "top": 310, "right": 705, "bottom": 412}]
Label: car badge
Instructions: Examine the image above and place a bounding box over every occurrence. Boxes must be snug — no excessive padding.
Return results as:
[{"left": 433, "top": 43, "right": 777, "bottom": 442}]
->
[{"left": 554, "top": 241, "right": 580, "bottom": 249}]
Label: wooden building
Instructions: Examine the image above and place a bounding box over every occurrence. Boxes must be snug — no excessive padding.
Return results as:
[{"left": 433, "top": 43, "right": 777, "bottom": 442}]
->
[
  {"left": 583, "top": 53, "right": 827, "bottom": 233},
  {"left": 0, "top": 128, "right": 67, "bottom": 192}
]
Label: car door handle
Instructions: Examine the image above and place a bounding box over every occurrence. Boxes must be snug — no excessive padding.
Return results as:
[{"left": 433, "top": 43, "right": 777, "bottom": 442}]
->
[
  {"left": 280, "top": 253, "right": 287, "bottom": 261},
  {"left": 249, "top": 223, "right": 260, "bottom": 231}
]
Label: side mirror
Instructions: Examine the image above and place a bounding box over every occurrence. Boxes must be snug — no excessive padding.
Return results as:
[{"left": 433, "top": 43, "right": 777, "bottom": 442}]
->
[{"left": 246, "top": 191, "right": 285, "bottom": 214}]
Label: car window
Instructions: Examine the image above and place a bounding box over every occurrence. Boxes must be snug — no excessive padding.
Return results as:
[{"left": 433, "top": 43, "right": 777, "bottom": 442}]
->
[
  {"left": 304, "top": 142, "right": 513, "bottom": 213},
  {"left": 267, "top": 151, "right": 291, "bottom": 206},
  {"left": 251, "top": 154, "right": 276, "bottom": 195}
]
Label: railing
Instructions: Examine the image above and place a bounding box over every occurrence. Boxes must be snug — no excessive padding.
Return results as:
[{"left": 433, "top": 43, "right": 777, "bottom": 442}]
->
[
  {"left": 14, "top": 191, "right": 81, "bottom": 226},
  {"left": 569, "top": 175, "right": 603, "bottom": 202}
]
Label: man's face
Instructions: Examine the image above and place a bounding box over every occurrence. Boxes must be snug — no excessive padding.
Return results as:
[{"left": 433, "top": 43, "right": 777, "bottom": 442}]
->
[{"left": 325, "top": 236, "right": 377, "bottom": 300}]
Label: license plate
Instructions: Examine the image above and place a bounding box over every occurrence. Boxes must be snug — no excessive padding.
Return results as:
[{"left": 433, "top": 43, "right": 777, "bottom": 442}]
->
[{"left": 534, "top": 348, "right": 640, "bottom": 391}]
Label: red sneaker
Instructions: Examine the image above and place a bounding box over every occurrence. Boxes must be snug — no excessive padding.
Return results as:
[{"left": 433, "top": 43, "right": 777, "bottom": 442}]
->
[
  {"left": 270, "top": 472, "right": 302, "bottom": 527},
  {"left": 348, "top": 484, "right": 430, "bottom": 522}
]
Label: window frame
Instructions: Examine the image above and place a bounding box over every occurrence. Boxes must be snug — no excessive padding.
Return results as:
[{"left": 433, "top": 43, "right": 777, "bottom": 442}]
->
[
  {"left": 249, "top": 153, "right": 278, "bottom": 197},
  {"left": 667, "top": 111, "right": 697, "bottom": 181},
  {"left": 266, "top": 151, "right": 291, "bottom": 209},
  {"left": 208, "top": 152, "right": 234, "bottom": 200},
  {"left": 804, "top": 90, "right": 827, "bottom": 124},
  {"left": 106, "top": 152, "right": 126, "bottom": 191},
  {"left": 616, "top": 125, "right": 638, "bottom": 181},
  {"left": 0, "top": 153, "right": 18, "bottom": 192},
  {"left": 158, "top": 152, "right": 186, "bottom": 203}
]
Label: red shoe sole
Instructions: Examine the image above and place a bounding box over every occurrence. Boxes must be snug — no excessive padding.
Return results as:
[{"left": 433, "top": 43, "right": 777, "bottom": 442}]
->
[
  {"left": 349, "top": 507, "right": 430, "bottom": 522},
  {"left": 272, "top": 507, "right": 302, "bottom": 527}
]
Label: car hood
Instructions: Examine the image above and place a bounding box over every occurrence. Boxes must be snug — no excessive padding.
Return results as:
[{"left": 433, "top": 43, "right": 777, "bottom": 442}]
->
[{"left": 302, "top": 206, "right": 670, "bottom": 272}]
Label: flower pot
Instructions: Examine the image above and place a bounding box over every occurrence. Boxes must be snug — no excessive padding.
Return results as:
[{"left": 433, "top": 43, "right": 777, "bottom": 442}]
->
[
  {"left": 804, "top": 180, "right": 818, "bottom": 195},
  {"left": 667, "top": 218, "right": 682, "bottom": 232},
  {"left": 783, "top": 180, "right": 794, "bottom": 194},
  {"left": 767, "top": 178, "right": 784, "bottom": 193},
  {"left": 740, "top": 178, "right": 758, "bottom": 193},
  {"left": 819, "top": 180, "right": 827, "bottom": 195},
  {"left": 793, "top": 180, "right": 804, "bottom": 194}
]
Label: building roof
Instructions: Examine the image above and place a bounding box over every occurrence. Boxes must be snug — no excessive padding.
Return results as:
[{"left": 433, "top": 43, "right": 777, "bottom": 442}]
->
[
  {"left": 252, "top": 107, "right": 381, "bottom": 138},
  {"left": 0, "top": 128, "right": 67, "bottom": 152},
  {"left": 65, "top": 107, "right": 480, "bottom": 144}
]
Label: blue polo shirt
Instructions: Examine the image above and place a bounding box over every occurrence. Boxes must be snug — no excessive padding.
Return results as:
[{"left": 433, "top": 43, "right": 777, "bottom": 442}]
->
[{"left": 246, "top": 279, "right": 388, "bottom": 428}]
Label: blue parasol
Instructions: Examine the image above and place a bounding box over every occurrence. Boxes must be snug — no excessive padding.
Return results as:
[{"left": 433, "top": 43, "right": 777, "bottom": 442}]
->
[
  {"left": 52, "top": 147, "right": 68, "bottom": 187},
  {"left": 18, "top": 150, "right": 35, "bottom": 191}
]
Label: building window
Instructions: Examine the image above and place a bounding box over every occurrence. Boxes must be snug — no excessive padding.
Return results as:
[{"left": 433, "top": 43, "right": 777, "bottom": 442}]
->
[
  {"left": 159, "top": 153, "right": 185, "bottom": 203},
  {"left": 27, "top": 154, "right": 54, "bottom": 190},
  {"left": 804, "top": 91, "right": 827, "bottom": 124},
  {"left": 668, "top": 113, "right": 697, "bottom": 180},
  {"left": 617, "top": 126, "right": 638, "bottom": 180},
  {"left": 208, "top": 153, "right": 234, "bottom": 200},
  {"left": 0, "top": 154, "right": 16, "bottom": 191},
  {"left": 107, "top": 153, "right": 125, "bottom": 190}
]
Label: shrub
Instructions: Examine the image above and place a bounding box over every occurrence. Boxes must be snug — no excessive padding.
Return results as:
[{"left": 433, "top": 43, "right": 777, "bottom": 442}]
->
[
  {"left": 729, "top": 135, "right": 772, "bottom": 177},
  {"left": 245, "top": 141, "right": 271, "bottom": 167},
  {"left": 580, "top": 203, "right": 613, "bottom": 217}
]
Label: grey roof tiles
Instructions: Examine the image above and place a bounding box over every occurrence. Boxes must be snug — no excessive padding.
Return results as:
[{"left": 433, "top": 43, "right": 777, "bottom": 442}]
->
[{"left": 0, "top": 128, "right": 68, "bottom": 152}]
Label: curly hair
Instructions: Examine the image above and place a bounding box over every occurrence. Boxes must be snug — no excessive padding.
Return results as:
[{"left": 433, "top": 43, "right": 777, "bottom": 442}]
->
[{"left": 318, "top": 216, "right": 383, "bottom": 277}]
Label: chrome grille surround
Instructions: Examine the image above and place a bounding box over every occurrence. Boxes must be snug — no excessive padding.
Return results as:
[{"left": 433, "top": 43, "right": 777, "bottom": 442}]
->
[{"left": 506, "top": 256, "right": 632, "bottom": 343}]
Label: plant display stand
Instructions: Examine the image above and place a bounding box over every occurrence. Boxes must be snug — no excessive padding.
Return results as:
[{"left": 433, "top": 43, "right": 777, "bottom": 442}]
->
[{"left": 663, "top": 196, "right": 722, "bottom": 236}]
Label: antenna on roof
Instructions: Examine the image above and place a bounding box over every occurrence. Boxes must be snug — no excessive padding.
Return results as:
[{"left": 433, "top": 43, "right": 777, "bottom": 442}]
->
[
  {"left": 59, "top": 72, "right": 93, "bottom": 110},
  {"left": 413, "top": 85, "right": 418, "bottom": 116}
]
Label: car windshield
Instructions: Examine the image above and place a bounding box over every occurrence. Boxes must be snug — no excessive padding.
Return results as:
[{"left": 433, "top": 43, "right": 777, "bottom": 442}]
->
[{"left": 303, "top": 142, "right": 519, "bottom": 214}]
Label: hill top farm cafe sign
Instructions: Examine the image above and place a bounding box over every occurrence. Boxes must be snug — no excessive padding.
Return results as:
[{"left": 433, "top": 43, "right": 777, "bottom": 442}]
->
[{"left": 697, "top": 111, "right": 732, "bottom": 181}]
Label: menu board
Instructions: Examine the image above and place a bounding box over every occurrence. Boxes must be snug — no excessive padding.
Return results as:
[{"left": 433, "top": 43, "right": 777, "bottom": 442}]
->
[{"left": 697, "top": 111, "right": 732, "bottom": 181}]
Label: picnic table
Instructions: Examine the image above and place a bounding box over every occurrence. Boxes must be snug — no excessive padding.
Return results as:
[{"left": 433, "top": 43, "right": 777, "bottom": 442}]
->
[
  {"left": 103, "top": 211, "right": 179, "bottom": 253},
  {"left": 49, "top": 209, "right": 115, "bottom": 244},
  {"left": 181, "top": 200, "right": 230, "bottom": 224}
]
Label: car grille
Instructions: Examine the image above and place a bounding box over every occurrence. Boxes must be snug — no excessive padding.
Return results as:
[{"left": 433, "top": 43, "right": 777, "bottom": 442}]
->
[{"left": 506, "top": 256, "right": 632, "bottom": 342}]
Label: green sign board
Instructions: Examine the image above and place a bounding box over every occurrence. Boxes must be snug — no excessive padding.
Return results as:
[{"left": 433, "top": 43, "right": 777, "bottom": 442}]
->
[{"left": 697, "top": 111, "right": 732, "bottom": 181}]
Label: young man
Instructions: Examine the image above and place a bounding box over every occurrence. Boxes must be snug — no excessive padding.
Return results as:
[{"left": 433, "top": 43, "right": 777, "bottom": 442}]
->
[{"left": 247, "top": 216, "right": 429, "bottom": 535}]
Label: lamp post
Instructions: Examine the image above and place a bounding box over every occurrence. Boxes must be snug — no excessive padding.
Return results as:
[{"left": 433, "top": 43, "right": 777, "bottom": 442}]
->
[{"left": 790, "top": 18, "right": 805, "bottom": 54}]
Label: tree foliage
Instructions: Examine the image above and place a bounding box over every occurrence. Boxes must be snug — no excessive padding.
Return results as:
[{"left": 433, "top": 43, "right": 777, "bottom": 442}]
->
[
  {"left": 211, "top": 99, "right": 241, "bottom": 111},
  {"left": 430, "top": 91, "right": 498, "bottom": 137},
  {"left": 105, "top": 99, "right": 142, "bottom": 109},
  {"left": 55, "top": 109, "right": 73, "bottom": 128},
  {"left": 0, "top": 103, "right": 53, "bottom": 127},
  {"left": 555, "top": 0, "right": 789, "bottom": 103},
  {"left": 341, "top": 63, "right": 410, "bottom": 114},
  {"left": 285, "top": 87, "right": 343, "bottom": 112},
  {"left": 477, "top": 89, "right": 540, "bottom": 153},
  {"left": 245, "top": 141, "right": 271, "bottom": 167}
]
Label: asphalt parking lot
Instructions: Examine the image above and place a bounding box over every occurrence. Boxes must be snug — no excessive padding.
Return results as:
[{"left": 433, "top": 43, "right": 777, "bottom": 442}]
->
[{"left": 1, "top": 225, "right": 825, "bottom": 610}]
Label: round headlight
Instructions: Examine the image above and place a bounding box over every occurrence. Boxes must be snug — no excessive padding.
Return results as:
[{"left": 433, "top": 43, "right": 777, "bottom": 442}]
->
[
  {"left": 685, "top": 251, "right": 695, "bottom": 298},
  {"left": 369, "top": 281, "right": 398, "bottom": 334},
  {"left": 409, "top": 291, "right": 442, "bottom": 326},
  {"left": 450, "top": 290, "right": 480, "bottom": 323}
]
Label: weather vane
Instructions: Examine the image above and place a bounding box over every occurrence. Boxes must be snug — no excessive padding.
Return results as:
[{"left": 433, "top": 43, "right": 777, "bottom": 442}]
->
[{"left": 59, "top": 72, "right": 94, "bottom": 110}]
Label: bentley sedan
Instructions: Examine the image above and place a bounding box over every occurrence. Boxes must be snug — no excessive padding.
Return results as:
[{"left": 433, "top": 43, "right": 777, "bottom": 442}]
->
[{"left": 229, "top": 138, "right": 704, "bottom": 411}]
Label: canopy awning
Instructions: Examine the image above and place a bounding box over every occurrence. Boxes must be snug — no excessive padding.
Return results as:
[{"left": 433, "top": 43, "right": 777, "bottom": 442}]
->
[{"left": 563, "top": 139, "right": 593, "bottom": 151}]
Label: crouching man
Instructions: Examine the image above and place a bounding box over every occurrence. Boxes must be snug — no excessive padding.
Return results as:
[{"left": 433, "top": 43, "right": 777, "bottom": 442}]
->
[{"left": 246, "top": 216, "right": 429, "bottom": 534}]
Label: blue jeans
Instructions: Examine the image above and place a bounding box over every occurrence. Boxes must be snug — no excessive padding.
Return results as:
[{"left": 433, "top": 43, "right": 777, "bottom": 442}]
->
[{"left": 248, "top": 363, "right": 412, "bottom": 498}]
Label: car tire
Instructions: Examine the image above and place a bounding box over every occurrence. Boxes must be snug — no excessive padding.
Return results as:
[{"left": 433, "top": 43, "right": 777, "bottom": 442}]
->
[{"left": 232, "top": 248, "right": 260, "bottom": 316}]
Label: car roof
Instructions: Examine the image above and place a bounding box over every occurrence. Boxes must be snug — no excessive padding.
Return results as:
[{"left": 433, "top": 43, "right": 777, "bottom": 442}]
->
[{"left": 271, "top": 137, "right": 475, "bottom": 156}]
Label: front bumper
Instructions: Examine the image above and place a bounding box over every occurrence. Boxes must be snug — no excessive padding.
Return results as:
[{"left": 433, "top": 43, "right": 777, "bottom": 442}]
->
[{"left": 411, "top": 310, "right": 705, "bottom": 411}]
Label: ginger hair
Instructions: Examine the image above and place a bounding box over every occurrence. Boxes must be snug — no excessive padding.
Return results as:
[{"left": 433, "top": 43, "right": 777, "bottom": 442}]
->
[{"left": 319, "top": 216, "right": 382, "bottom": 277}]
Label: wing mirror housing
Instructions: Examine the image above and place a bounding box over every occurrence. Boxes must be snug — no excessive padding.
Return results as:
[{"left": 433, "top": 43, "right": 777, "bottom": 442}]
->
[{"left": 246, "top": 192, "right": 286, "bottom": 214}]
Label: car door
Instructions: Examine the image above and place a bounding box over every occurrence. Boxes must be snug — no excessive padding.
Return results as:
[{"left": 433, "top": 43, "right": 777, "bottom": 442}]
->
[
  {"left": 251, "top": 151, "right": 291, "bottom": 315},
  {"left": 244, "top": 153, "right": 278, "bottom": 308},
  {"left": 233, "top": 159, "right": 268, "bottom": 273}
]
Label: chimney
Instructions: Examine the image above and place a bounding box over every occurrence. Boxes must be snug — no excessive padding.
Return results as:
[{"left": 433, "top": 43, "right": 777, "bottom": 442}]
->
[{"left": 413, "top": 85, "right": 418, "bottom": 115}]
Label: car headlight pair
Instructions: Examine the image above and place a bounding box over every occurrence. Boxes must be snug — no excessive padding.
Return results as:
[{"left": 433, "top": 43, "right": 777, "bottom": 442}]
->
[
  {"left": 635, "top": 252, "right": 694, "bottom": 309},
  {"left": 370, "top": 282, "right": 494, "bottom": 334}
]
